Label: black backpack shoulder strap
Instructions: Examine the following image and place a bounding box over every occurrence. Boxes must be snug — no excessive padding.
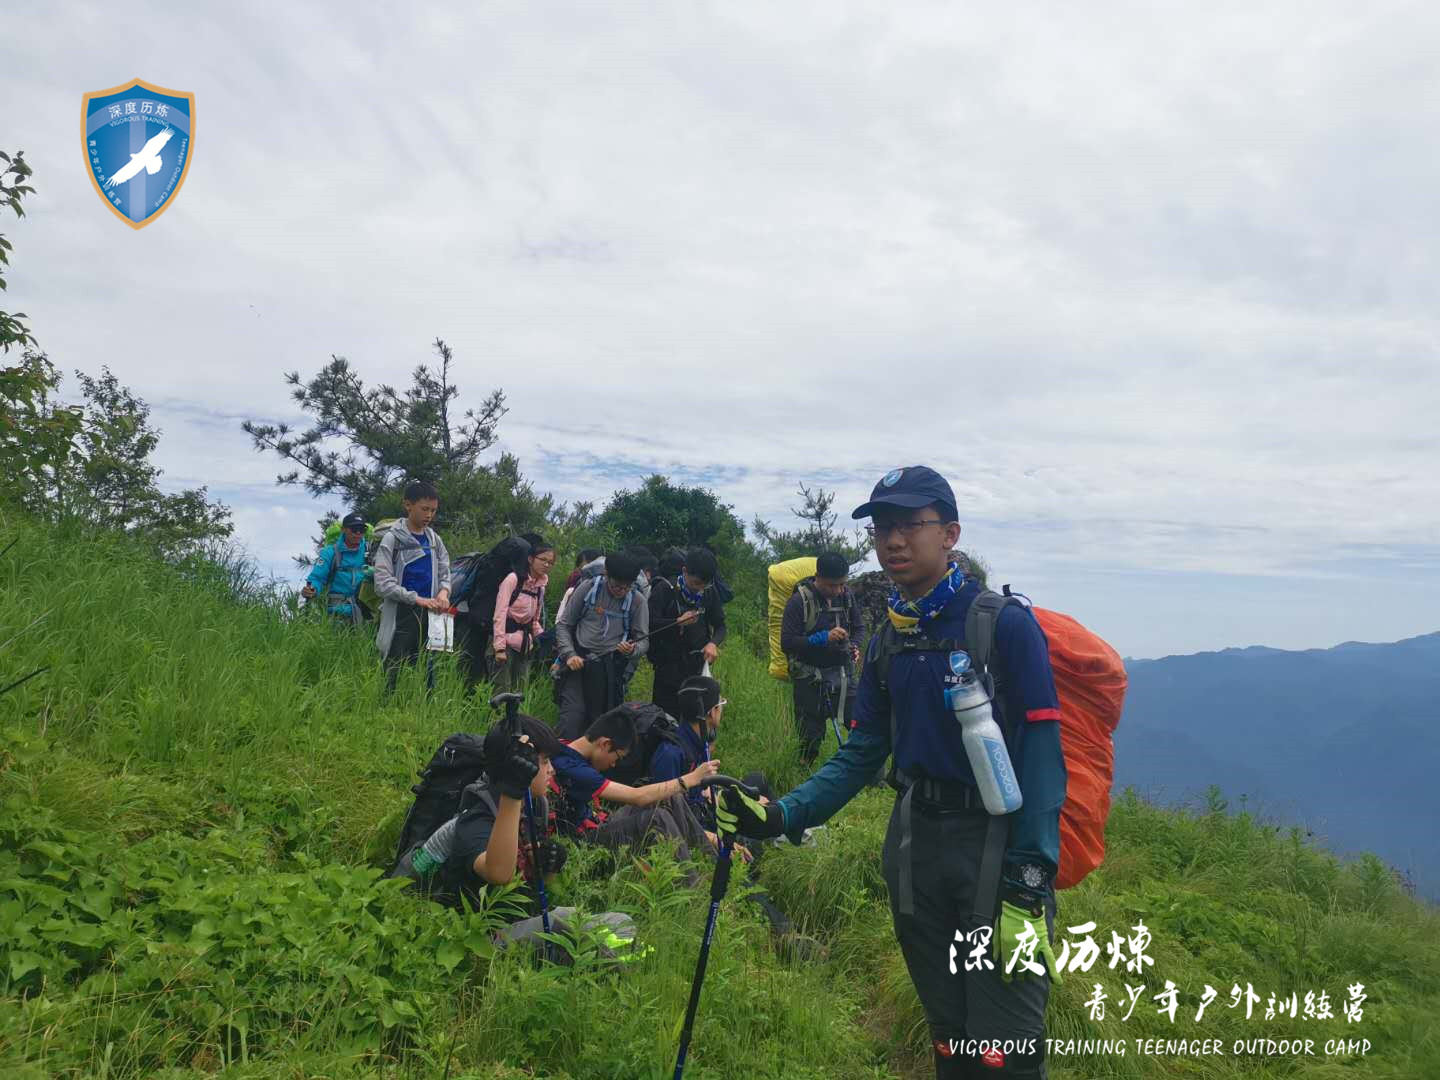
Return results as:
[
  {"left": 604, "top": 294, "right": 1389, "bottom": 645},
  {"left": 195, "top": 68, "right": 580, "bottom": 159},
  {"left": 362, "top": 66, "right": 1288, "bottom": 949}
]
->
[
  {"left": 869, "top": 622, "right": 962, "bottom": 753},
  {"left": 795, "top": 579, "right": 818, "bottom": 632},
  {"left": 962, "top": 587, "right": 1027, "bottom": 685},
  {"left": 868, "top": 621, "right": 894, "bottom": 693},
  {"left": 458, "top": 779, "right": 499, "bottom": 817},
  {"left": 871, "top": 622, "right": 900, "bottom": 755}
]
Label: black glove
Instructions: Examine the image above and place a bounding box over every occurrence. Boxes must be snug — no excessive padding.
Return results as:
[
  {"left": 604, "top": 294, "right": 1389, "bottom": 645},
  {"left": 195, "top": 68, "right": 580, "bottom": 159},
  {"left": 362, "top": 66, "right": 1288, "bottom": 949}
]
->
[
  {"left": 535, "top": 838, "right": 568, "bottom": 875},
  {"left": 483, "top": 727, "right": 539, "bottom": 800},
  {"left": 715, "top": 787, "right": 784, "bottom": 841}
]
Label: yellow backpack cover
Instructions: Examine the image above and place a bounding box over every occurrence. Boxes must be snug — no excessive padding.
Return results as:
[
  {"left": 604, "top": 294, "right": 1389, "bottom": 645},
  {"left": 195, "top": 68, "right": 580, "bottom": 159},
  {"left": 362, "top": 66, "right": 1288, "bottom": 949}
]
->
[{"left": 767, "top": 557, "right": 818, "bottom": 680}]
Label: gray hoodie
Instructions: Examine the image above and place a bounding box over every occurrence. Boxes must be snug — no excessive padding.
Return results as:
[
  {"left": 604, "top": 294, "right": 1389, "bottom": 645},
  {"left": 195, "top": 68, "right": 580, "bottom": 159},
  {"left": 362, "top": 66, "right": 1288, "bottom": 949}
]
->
[
  {"left": 372, "top": 522, "right": 452, "bottom": 656},
  {"left": 555, "top": 574, "right": 649, "bottom": 662}
]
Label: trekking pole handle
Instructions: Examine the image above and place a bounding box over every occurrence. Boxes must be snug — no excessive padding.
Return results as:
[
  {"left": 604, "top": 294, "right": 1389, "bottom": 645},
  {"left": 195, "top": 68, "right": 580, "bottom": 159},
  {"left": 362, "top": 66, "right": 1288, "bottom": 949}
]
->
[
  {"left": 489, "top": 691, "right": 524, "bottom": 735},
  {"left": 695, "top": 775, "right": 760, "bottom": 798}
]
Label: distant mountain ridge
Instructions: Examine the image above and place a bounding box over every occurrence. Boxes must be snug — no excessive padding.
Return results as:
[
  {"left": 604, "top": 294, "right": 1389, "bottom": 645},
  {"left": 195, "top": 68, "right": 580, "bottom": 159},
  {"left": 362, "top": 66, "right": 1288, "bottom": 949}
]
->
[
  {"left": 1116, "top": 631, "right": 1440, "bottom": 899},
  {"left": 1126, "top": 630, "right": 1440, "bottom": 665}
]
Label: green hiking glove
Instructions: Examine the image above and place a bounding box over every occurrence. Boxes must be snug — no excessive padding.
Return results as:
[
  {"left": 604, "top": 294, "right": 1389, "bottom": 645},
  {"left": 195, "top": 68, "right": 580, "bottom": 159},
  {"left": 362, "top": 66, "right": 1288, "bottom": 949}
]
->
[
  {"left": 992, "top": 900, "right": 1063, "bottom": 985},
  {"left": 715, "top": 788, "right": 784, "bottom": 841}
]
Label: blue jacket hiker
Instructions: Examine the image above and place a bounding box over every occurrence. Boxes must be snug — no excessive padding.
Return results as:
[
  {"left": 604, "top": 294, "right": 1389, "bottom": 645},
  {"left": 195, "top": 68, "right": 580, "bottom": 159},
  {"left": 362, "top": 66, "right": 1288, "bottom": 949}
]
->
[
  {"left": 716, "top": 466, "right": 1067, "bottom": 1080},
  {"left": 303, "top": 512, "right": 371, "bottom": 623}
]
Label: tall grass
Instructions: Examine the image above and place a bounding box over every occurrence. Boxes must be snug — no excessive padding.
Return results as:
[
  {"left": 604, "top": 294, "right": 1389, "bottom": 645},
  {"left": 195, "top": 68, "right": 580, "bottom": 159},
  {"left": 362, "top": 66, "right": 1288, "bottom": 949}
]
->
[{"left": 2, "top": 516, "right": 1437, "bottom": 1078}]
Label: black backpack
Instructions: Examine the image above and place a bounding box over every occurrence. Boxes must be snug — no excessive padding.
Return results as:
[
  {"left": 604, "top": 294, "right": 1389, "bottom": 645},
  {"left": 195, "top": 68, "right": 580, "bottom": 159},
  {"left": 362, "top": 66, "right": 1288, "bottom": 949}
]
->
[
  {"left": 387, "top": 733, "right": 489, "bottom": 875},
  {"left": 603, "top": 702, "right": 686, "bottom": 787},
  {"left": 454, "top": 537, "right": 533, "bottom": 628}
]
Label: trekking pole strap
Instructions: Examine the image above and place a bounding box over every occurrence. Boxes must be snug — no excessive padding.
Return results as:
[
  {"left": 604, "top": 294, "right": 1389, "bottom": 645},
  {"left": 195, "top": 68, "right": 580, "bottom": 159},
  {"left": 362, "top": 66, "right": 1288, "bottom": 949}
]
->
[
  {"left": 897, "top": 783, "right": 917, "bottom": 916},
  {"left": 973, "top": 813, "right": 1011, "bottom": 926},
  {"left": 695, "top": 775, "right": 761, "bottom": 799},
  {"left": 709, "top": 842, "right": 733, "bottom": 901}
]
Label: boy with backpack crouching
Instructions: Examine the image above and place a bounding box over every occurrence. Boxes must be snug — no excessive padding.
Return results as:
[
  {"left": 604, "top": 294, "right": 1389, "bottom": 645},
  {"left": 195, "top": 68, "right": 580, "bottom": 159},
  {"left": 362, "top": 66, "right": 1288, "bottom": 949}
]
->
[
  {"left": 549, "top": 705, "right": 719, "bottom": 871},
  {"left": 396, "top": 716, "right": 643, "bottom": 959},
  {"left": 397, "top": 715, "right": 568, "bottom": 909}
]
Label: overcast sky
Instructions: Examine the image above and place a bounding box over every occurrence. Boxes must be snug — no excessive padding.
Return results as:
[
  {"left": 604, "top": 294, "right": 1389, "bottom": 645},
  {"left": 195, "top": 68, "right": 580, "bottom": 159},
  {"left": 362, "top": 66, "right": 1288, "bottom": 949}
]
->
[{"left": 7, "top": 1, "right": 1439, "bottom": 658}]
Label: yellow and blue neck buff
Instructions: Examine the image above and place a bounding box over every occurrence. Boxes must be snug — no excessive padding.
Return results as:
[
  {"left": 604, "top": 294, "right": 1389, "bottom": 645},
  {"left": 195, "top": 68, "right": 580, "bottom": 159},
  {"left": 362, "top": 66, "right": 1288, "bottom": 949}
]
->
[
  {"left": 887, "top": 561, "right": 966, "bottom": 632},
  {"left": 677, "top": 576, "right": 707, "bottom": 607}
]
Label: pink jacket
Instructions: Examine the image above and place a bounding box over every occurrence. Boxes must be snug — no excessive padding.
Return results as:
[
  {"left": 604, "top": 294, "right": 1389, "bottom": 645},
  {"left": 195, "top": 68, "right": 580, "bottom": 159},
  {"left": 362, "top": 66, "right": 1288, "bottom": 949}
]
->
[{"left": 493, "top": 571, "right": 548, "bottom": 653}]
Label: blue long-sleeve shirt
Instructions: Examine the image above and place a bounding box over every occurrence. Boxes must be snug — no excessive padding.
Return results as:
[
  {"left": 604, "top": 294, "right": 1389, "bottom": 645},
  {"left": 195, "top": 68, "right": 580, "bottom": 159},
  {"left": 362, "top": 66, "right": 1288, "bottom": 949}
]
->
[
  {"left": 647, "top": 721, "right": 711, "bottom": 821},
  {"left": 777, "top": 580, "right": 1067, "bottom": 882}
]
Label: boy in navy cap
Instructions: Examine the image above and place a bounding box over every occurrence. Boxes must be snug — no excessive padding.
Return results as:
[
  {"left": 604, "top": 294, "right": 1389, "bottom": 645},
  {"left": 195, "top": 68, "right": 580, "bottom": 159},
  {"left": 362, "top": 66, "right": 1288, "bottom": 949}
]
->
[{"left": 718, "top": 466, "right": 1067, "bottom": 1078}]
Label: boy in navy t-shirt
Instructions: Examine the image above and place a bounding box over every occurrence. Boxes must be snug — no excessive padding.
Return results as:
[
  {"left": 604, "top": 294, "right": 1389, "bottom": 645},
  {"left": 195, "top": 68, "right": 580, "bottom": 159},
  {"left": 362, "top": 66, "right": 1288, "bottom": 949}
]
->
[{"left": 549, "top": 705, "right": 717, "bottom": 864}]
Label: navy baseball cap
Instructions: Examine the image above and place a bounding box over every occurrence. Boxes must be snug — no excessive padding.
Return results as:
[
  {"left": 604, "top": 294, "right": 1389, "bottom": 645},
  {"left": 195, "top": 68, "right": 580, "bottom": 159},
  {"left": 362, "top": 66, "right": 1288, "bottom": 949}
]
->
[
  {"left": 341, "top": 512, "right": 367, "bottom": 531},
  {"left": 851, "top": 466, "right": 957, "bottom": 521}
]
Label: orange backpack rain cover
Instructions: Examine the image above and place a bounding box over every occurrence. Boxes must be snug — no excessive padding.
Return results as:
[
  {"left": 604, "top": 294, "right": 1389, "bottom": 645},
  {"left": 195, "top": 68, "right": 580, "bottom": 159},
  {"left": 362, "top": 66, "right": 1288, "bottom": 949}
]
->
[{"left": 1032, "top": 608, "right": 1126, "bottom": 889}]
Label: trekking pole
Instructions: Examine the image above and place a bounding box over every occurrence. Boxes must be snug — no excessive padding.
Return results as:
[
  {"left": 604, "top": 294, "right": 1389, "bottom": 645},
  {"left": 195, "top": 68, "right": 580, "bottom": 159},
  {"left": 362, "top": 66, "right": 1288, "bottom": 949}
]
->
[
  {"left": 0, "top": 666, "right": 48, "bottom": 699},
  {"left": 489, "top": 691, "right": 552, "bottom": 953},
  {"left": 673, "top": 774, "right": 761, "bottom": 1080},
  {"left": 830, "top": 667, "right": 848, "bottom": 751},
  {"left": 589, "top": 615, "right": 689, "bottom": 660}
]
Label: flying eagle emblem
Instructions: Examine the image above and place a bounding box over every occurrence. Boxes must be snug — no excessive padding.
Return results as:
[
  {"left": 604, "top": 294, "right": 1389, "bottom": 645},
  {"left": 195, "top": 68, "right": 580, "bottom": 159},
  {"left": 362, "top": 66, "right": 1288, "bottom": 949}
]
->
[{"left": 104, "top": 128, "right": 174, "bottom": 189}]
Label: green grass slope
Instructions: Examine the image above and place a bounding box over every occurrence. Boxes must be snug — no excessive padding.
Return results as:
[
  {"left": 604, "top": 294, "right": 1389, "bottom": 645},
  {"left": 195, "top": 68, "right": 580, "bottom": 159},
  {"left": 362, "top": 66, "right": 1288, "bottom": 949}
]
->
[{"left": 1, "top": 519, "right": 1436, "bottom": 1078}]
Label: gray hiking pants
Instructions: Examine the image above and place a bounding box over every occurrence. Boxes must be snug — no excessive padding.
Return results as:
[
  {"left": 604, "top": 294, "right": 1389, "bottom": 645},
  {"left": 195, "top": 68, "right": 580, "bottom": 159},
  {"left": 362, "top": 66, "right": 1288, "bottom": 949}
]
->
[
  {"left": 881, "top": 796, "right": 1055, "bottom": 1078},
  {"left": 591, "top": 793, "right": 710, "bottom": 866},
  {"left": 555, "top": 654, "right": 622, "bottom": 741}
]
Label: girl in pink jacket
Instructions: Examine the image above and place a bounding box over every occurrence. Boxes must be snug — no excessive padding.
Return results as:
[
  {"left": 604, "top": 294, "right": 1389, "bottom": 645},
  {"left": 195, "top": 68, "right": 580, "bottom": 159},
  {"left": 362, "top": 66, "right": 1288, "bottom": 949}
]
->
[{"left": 489, "top": 540, "right": 556, "bottom": 691}]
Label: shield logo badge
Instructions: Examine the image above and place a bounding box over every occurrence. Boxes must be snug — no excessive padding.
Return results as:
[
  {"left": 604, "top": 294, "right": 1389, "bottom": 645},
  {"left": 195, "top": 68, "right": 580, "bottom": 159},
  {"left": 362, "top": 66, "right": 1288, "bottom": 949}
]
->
[{"left": 81, "top": 78, "right": 194, "bottom": 229}]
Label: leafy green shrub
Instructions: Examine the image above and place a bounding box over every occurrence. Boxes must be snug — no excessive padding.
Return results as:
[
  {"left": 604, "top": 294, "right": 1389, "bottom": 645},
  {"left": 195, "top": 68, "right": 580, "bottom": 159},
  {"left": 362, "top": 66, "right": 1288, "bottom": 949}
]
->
[{"left": 0, "top": 797, "right": 522, "bottom": 1074}]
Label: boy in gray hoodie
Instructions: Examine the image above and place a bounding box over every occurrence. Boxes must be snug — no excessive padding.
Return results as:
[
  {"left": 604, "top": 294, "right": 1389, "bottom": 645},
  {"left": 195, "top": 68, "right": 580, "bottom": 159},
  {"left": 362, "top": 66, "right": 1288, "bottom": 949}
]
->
[
  {"left": 372, "top": 480, "right": 452, "bottom": 691},
  {"left": 553, "top": 551, "right": 649, "bottom": 739}
]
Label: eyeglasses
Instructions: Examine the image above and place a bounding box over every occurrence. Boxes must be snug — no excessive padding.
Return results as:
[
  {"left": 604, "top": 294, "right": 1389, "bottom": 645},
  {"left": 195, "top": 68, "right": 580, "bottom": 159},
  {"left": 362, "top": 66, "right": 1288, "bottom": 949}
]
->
[{"left": 865, "top": 520, "right": 947, "bottom": 539}]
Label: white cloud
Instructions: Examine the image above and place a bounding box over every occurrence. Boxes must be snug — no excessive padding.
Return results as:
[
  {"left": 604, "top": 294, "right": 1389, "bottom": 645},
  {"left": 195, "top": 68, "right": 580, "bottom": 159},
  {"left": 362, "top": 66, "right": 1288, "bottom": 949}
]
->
[{"left": 6, "top": 1, "right": 1439, "bottom": 655}]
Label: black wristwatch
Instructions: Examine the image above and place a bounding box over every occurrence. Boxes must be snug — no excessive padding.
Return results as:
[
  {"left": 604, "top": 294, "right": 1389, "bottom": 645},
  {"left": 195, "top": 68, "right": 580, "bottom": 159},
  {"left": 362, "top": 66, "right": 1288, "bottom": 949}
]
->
[
  {"left": 1001, "top": 862, "right": 1051, "bottom": 916},
  {"left": 1018, "top": 862, "right": 1049, "bottom": 892}
]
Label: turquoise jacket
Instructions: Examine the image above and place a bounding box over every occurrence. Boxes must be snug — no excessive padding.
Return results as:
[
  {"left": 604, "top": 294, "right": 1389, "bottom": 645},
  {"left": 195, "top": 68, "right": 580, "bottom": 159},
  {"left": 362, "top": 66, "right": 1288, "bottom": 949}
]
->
[{"left": 305, "top": 539, "right": 369, "bottom": 616}]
